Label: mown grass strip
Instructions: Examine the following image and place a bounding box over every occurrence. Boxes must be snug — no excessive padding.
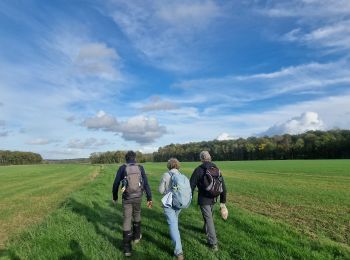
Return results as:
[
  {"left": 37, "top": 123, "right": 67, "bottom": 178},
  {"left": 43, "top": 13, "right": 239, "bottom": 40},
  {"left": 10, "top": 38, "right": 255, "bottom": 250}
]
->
[{"left": 0, "top": 164, "right": 99, "bottom": 249}]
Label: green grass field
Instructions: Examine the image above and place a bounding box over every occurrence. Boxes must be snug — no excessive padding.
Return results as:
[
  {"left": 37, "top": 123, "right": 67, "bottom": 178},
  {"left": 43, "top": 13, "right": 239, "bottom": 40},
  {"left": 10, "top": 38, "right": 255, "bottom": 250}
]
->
[
  {"left": 0, "top": 164, "right": 99, "bottom": 249},
  {"left": 0, "top": 160, "right": 350, "bottom": 259}
]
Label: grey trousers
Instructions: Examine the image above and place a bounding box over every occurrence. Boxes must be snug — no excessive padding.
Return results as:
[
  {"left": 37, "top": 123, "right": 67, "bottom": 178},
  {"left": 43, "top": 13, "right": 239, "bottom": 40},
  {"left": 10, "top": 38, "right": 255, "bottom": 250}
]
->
[
  {"left": 200, "top": 204, "right": 218, "bottom": 246},
  {"left": 122, "top": 199, "right": 141, "bottom": 231}
]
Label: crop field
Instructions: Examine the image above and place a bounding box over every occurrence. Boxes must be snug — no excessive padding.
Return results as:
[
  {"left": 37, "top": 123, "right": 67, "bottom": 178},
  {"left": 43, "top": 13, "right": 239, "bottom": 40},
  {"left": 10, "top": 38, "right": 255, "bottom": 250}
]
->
[{"left": 0, "top": 160, "right": 350, "bottom": 259}]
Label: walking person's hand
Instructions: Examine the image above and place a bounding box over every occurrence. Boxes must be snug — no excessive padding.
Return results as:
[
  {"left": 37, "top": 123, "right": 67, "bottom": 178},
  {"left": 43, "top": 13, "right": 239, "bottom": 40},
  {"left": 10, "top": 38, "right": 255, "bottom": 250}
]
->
[{"left": 147, "top": 200, "right": 153, "bottom": 208}]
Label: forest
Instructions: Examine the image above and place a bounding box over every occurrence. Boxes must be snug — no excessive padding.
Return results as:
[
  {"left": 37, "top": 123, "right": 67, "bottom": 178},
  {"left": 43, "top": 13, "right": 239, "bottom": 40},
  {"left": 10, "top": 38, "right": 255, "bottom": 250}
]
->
[
  {"left": 0, "top": 150, "right": 43, "bottom": 165},
  {"left": 90, "top": 130, "right": 350, "bottom": 163}
]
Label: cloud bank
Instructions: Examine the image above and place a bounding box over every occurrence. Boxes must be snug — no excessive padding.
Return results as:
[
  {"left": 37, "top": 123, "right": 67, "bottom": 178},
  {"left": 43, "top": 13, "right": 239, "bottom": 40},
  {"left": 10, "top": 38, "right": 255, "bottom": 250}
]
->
[
  {"left": 82, "top": 111, "right": 166, "bottom": 144},
  {"left": 261, "top": 112, "right": 324, "bottom": 136},
  {"left": 26, "top": 138, "right": 60, "bottom": 145},
  {"left": 216, "top": 132, "right": 235, "bottom": 141},
  {"left": 67, "top": 138, "right": 111, "bottom": 149}
]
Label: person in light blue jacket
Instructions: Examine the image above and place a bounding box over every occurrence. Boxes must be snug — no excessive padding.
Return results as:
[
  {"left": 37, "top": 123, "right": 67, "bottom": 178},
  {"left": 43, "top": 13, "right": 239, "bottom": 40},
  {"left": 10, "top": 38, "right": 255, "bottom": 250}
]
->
[{"left": 159, "top": 158, "right": 185, "bottom": 260}]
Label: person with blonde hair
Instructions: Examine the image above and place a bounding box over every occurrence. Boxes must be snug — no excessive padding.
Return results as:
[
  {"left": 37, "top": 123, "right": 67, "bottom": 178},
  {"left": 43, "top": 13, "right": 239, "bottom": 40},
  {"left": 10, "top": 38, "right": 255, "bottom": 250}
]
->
[{"left": 159, "top": 158, "right": 191, "bottom": 260}]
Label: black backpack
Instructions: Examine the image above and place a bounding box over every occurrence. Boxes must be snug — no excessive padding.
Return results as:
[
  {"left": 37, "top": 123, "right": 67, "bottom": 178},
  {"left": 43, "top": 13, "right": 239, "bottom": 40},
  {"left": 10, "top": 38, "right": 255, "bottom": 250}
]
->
[{"left": 201, "top": 165, "right": 223, "bottom": 197}]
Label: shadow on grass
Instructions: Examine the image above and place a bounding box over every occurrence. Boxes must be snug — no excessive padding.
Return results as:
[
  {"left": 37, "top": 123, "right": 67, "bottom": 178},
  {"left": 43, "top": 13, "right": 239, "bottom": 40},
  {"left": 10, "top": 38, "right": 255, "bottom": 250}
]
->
[
  {"left": 0, "top": 249, "right": 20, "bottom": 260},
  {"left": 142, "top": 206, "right": 175, "bottom": 253},
  {"left": 181, "top": 222, "right": 205, "bottom": 234},
  {"left": 65, "top": 196, "right": 207, "bottom": 259},
  {"left": 65, "top": 198, "right": 122, "bottom": 251},
  {"left": 59, "top": 240, "right": 89, "bottom": 260}
]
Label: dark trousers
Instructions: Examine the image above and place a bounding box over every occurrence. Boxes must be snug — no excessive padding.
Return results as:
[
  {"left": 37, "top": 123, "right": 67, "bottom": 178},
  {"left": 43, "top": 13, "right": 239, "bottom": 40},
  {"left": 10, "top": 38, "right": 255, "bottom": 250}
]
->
[{"left": 200, "top": 204, "right": 218, "bottom": 245}]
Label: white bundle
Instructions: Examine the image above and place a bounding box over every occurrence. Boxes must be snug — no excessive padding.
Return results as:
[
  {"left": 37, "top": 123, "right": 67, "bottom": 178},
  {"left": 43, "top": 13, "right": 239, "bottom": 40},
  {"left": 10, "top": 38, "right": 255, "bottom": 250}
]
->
[{"left": 220, "top": 203, "right": 228, "bottom": 220}]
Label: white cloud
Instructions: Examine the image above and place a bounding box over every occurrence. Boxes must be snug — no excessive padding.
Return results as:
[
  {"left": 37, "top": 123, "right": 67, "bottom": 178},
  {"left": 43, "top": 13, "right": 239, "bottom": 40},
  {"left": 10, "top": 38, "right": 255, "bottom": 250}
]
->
[
  {"left": 283, "top": 20, "right": 350, "bottom": 51},
  {"left": 75, "top": 42, "right": 121, "bottom": 80},
  {"left": 82, "top": 110, "right": 119, "bottom": 131},
  {"left": 167, "top": 107, "right": 200, "bottom": 119},
  {"left": 140, "top": 96, "right": 177, "bottom": 112},
  {"left": 157, "top": 1, "right": 221, "bottom": 28},
  {"left": 260, "top": 112, "right": 324, "bottom": 136},
  {"left": 107, "top": 0, "right": 223, "bottom": 72},
  {"left": 138, "top": 146, "right": 158, "bottom": 153},
  {"left": 0, "top": 5, "right": 124, "bottom": 158},
  {"left": 26, "top": 138, "right": 60, "bottom": 145},
  {"left": 67, "top": 138, "right": 111, "bottom": 149},
  {"left": 219, "top": 93, "right": 350, "bottom": 137},
  {"left": 172, "top": 60, "right": 350, "bottom": 104},
  {"left": 216, "top": 133, "right": 235, "bottom": 141},
  {"left": 118, "top": 115, "right": 167, "bottom": 144},
  {"left": 82, "top": 111, "right": 167, "bottom": 144},
  {"left": 260, "top": 0, "right": 350, "bottom": 18},
  {"left": 259, "top": 0, "right": 350, "bottom": 52},
  {"left": 0, "top": 120, "right": 5, "bottom": 127},
  {"left": 161, "top": 93, "right": 350, "bottom": 143}
]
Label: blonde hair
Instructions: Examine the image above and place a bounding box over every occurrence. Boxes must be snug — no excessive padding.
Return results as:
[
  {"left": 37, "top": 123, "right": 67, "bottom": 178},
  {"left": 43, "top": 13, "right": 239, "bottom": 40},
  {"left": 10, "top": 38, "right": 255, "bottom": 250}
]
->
[{"left": 167, "top": 158, "right": 180, "bottom": 170}]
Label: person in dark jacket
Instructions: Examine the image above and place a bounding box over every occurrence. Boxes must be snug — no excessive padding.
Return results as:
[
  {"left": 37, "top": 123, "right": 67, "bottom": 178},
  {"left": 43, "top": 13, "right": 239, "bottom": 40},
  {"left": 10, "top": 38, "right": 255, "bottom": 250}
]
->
[
  {"left": 190, "top": 151, "right": 227, "bottom": 251},
  {"left": 112, "top": 151, "right": 152, "bottom": 257}
]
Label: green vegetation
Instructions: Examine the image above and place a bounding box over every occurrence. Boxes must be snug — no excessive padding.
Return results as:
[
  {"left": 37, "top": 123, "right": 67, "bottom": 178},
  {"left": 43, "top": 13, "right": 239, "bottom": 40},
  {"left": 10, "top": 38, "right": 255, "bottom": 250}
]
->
[
  {"left": 153, "top": 129, "right": 350, "bottom": 161},
  {"left": 0, "top": 151, "right": 42, "bottom": 165},
  {"left": 90, "top": 151, "right": 152, "bottom": 164},
  {"left": 1, "top": 160, "right": 350, "bottom": 259},
  {"left": 0, "top": 164, "right": 99, "bottom": 248}
]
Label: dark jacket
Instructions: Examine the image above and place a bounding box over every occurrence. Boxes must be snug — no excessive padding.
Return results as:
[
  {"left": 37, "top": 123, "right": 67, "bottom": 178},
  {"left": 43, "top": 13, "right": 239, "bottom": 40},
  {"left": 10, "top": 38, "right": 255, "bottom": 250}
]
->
[
  {"left": 112, "top": 160, "right": 152, "bottom": 202},
  {"left": 190, "top": 161, "right": 227, "bottom": 205}
]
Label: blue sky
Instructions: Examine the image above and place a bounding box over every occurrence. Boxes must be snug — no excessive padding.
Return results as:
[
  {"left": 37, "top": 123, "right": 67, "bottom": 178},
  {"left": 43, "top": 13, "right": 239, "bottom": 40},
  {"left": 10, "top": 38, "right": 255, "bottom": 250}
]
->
[{"left": 1, "top": 0, "right": 350, "bottom": 159}]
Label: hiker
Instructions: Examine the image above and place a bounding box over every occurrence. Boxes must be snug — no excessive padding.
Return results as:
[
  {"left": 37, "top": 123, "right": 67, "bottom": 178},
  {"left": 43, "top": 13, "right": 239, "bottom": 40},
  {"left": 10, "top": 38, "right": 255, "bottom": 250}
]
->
[
  {"left": 190, "top": 151, "right": 227, "bottom": 251},
  {"left": 112, "top": 150, "right": 153, "bottom": 257},
  {"left": 159, "top": 158, "right": 192, "bottom": 260}
]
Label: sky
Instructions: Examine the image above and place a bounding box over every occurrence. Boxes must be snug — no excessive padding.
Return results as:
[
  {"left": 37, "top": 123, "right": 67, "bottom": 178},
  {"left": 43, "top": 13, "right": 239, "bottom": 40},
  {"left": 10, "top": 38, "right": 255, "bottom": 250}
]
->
[{"left": 0, "top": 0, "right": 350, "bottom": 159}]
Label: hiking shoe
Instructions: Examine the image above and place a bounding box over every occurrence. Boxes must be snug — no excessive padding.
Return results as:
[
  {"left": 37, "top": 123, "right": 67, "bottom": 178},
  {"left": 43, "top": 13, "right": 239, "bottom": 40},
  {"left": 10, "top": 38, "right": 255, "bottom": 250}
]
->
[
  {"left": 209, "top": 244, "right": 218, "bottom": 252},
  {"left": 123, "top": 230, "right": 133, "bottom": 257},
  {"left": 133, "top": 234, "right": 142, "bottom": 244},
  {"left": 176, "top": 253, "right": 184, "bottom": 260}
]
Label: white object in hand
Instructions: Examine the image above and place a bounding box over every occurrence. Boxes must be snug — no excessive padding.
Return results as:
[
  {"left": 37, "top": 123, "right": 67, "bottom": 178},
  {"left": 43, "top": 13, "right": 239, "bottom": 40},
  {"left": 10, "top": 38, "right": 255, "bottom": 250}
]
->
[{"left": 220, "top": 203, "right": 228, "bottom": 220}]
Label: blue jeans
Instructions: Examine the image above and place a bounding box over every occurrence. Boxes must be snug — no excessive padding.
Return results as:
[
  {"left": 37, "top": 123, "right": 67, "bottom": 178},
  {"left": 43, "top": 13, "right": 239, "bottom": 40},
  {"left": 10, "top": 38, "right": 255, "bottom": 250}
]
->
[{"left": 163, "top": 207, "right": 182, "bottom": 256}]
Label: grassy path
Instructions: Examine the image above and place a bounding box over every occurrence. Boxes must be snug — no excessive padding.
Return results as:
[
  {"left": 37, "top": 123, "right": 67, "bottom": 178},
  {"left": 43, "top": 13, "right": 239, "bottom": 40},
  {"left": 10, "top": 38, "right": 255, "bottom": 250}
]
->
[
  {"left": 1, "top": 161, "right": 349, "bottom": 259},
  {"left": 0, "top": 164, "right": 99, "bottom": 249}
]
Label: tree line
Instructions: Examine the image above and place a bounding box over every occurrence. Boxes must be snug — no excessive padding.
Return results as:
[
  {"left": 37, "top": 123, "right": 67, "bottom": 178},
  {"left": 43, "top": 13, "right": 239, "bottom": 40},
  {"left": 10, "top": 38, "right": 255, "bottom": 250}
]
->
[
  {"left": 0, "top": 150, "right": 43, "bottom": 165},
  {"left": 89, "top": 130, "right": 350, "bottom": 164},
  {"left": 90, "top": 151, "right": 153, "bottom": 164},
  {"left": 153, "top": 130, "right": 350, "bottom": 162}
]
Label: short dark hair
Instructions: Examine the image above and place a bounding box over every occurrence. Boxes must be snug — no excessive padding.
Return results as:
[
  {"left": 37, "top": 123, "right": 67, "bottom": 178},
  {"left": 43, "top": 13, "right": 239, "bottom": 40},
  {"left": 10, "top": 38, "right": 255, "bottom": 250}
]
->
[{"left": 125, "top": 150, "right": 136, "bottom": 162}]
